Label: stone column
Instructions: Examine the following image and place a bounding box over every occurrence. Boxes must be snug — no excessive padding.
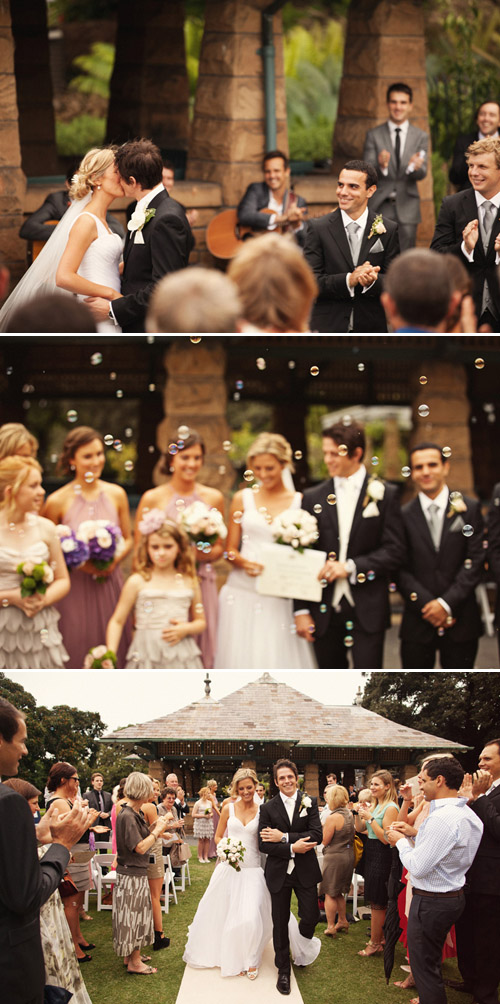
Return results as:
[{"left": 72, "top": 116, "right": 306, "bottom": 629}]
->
[
  {"left": 332, "top": 0, "right": 434, "bottom": 245},
  {"left": 186, "top": 0, "right": 288, "bottom": 206},
  {"left": 384, "top": 415, "right": 402, "bottom": 480},
  {"left": 303, "top": 762, "right": 319, "bottom": 799},
  {"left": 241, "top": 759, "right": 257, "bottom": 769},
  {"left": 155, "top": 341, "right": 234, "bottom": 497},
  {"left": 10, "top": 0, "right": 59, "bottom": 177},
  {"left": 409, "top": 361, "right": 474, "bottom": 497},
  {"left": 0, "top": 1, "right": 27, "bottom": 287},
  {"left": 148, "top": 759, "right": 164, "bottom": 783},
  {"left": 107, "top": 0, "right": 189, "bottom": 154}
]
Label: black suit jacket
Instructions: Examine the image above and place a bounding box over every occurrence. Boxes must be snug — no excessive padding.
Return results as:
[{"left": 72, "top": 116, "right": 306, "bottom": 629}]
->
[
  {"left": 113, "top": 189, "right": 194, "bottom": 332},
  {"left": 487, "top": 482, "right": 500, "bottom": 627},
  {"left": 448, "top": 130, "right": 479, "bottom": 190},
  {"left": 0, "top": 784, "right": 69, "bottom": 1003},
  {"left": 397, "top": 493, "right": 484, "bottom": 644},
  {"left": 19, "top": 190, "right": 124, "bottom": 241},
  {"left": 237, "top": 181, "right": 308, "bottom": 246},
  {"left": 295, "top": 474, "right": 405, "bottom": 638},
  {"left": 304, "top": 209, "right": 400, "bottom": 332},
  {"left": 466, "top": 784, "right": 500, "bottom": 896},
  {"left": 430, "top": 188, "right": 500, "bottom": 323},
  {"left": 258, "top": 792, "right": 322, "bottom": 893},
  {"left": 83, "top": 788, "right": 112, "bottom": 834}
]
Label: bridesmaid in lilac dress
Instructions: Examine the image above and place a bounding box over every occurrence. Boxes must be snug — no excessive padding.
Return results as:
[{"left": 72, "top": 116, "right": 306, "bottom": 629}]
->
[
  {"left": 134, "top": 430, "right": 224, "bottom": 669},
  {"left": 43, "top": 426, "right": 132, "bottom": 668}
]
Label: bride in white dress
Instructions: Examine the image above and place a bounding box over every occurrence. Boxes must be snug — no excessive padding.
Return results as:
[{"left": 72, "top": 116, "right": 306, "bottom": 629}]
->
[
  {"left": 214, "top": 433, "right": 317, "bottom": 669},
  {"left": 0, "top": 147, "right": 124, "bottom": 333},
  {"left": 183, "top": 769, "right": 320, "bottom": 980}
]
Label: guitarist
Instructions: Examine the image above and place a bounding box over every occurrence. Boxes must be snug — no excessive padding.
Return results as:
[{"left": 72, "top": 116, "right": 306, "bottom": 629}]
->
[{"left": 237, "top": 150, "right": 308, "bottom": 246}]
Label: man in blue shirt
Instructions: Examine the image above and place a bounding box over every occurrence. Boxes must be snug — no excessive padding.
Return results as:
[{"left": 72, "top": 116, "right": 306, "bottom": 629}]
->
[{"left": 387, "top": 757, "right": 483, "bottom": 1004}]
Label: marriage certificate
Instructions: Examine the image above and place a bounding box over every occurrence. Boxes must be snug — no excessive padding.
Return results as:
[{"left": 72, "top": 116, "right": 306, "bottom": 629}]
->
[{"left": 256, "top": 543, "right": 327, "bottom": 603}]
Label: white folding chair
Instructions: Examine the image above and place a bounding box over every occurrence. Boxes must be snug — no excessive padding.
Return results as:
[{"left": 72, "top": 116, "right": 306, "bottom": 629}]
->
[
  {"left": 161, "top": 857, "right": 178, "bottom": 913},
  {"left": 93, "top": 853, "right": 116, "bottom": 910},
  {"left": 174, "top": 859, "right": 191, "bottom": 893}
]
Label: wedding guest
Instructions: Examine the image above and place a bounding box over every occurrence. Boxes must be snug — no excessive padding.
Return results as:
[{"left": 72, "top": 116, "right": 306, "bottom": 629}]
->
[
  {"left": 0, "top": 456, "right": 70, "bottom": 669},
  {"left": 487, "top": 483, "right": 500, "bottom": 663},
  {"left": 45, "top": 762, "right": 99, "bottom": 962},
  {"left": 319, "top": 784, "right": 355, "bottom": 936},
  {"left": 192, "top": 786, "right": 215, "bottom": 864},
  {"left": 146, "top": 267, "right": 242, "bottom": 333},
  {"left": 158, "top": 786, "right": 185, "bottom": 872},
  {"left": 113, "top": 772, "right": 171, "bottom": 975},
  {"left": 3, "top": 776, "right": 93, "bottom": 1004},
  {"left": 4, "top": 291, "right": 98, "bottom": 333},
  {"left": 174, "top": 786, "right": 189, "bottom": 820},
  {"left": 227, "top": 233, "right": 318, "bottom": 332},
  {"left": 449, "top": 101, "right": 500, "bottom": 190},
  {"left": 141, "top": 780, "right": 170, "bottom": 951},
  {"left": 19, "top": 163, "right": 124, "bottom": 242},
  {"left": 206, "top": 779, "right": 220, "bottom": 859},
  {"left": 237, "top": 149, "right": 308, "bottom": 243},
  {"left": 82, "top": 771, "right": 112, "bottom": 840},
  {"left": 214, "top": 432, "right": 317, "bottom": 670},
  {"left": 354, "top": 770, "right": 399, "bottom": 955},
  {"left": 43, "top": 425, "right": 132, "bottom": 668},
  {"left": 134, "top": 429, "right": 224, "bottom": 669},
  {"left": 107, "top": 512, "right": 205, "bottom": 669},
  {"left": 0, "top": 423, "right": 38, "bottom": 460}
]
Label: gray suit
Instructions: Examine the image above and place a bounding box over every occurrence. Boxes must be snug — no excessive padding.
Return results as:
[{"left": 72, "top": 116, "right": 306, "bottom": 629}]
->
[{"left": 363, "top": 121, "right": 429, "bottom": 249}]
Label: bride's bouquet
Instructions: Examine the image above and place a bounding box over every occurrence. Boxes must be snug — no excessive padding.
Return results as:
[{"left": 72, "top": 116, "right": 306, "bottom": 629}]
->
[
  {"left": 271, "top": 509, "right": 319, "bottom": 553},
  {"left": 17, "top": 558, "right": 54, "bottom": 597},
  {"left": 56, "top": 524, "right": 90, "bottom": 570},
  {"left": 216, "top": 836, "right": 246, "bottom": 872},
  {"left": 180, "top": 501, "right": 227, "bottom": 552},
  {"left": 76, "top": 519, "right": 125, "bottom": 581}
]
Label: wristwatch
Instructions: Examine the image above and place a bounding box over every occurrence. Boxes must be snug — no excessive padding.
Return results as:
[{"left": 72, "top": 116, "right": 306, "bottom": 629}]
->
[{"left": 280, "top": 834, "right": 287, "bottom": 843}]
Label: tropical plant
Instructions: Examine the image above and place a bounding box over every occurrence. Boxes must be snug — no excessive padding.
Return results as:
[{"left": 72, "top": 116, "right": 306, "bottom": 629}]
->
[
  {"left": 56, "top": 114, "right": 106, "bottom": 156},
  {"left": 69, "top": 41, "right": 115, "bottom": 99},
  {"left": 284, "top": 21, "right": 344, "bottom": 162}
]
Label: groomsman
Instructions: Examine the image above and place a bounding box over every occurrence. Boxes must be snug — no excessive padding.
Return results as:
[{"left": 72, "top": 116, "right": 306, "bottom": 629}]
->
[
  {"left": 397, "top": 443, "right": 484, "bottom": 668},
  {"left": 294, "top": 421, "right": 405, "bottom": 669},
  {"left": 486, "top": 482, "right": 500, "bottom": 663}
]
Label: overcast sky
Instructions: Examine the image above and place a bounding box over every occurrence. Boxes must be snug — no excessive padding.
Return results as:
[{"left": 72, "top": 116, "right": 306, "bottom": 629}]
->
[{"left": 6, "top": 670, "right": 365, "bottom": 732}]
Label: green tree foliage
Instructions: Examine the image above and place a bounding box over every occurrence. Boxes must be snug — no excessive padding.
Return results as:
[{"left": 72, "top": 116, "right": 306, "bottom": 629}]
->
[
  {"left": 56, "top": 114, "right": 106, "bottom": 157},
  {"left": 70, "top": 42, "right": 115, "bottom": 100},
  {"left": 284, "top": 21, "right": 344, "bottom": 161},
  {"left": 93, "top": 742, "right": 150, "bottom": 790},
  {"left": 362, "top": 672, "right": 500, "bottom": 769}
]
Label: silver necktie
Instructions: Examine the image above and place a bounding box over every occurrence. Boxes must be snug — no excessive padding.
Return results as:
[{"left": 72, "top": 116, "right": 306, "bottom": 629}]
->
[
  {"left": 346, "top": 220, "right": 362, "bottom": 265},
  {"left": 427, "top": 502, "right": 441, "bottom": 550}
]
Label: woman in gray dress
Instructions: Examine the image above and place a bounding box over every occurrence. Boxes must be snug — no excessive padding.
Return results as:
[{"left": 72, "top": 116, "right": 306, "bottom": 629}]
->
[
  {"left": 113, "top": 772, "right": 172, "bottom": 975},
  {"left": 319, "top": 785, "right": 355, "bottom": 936}
]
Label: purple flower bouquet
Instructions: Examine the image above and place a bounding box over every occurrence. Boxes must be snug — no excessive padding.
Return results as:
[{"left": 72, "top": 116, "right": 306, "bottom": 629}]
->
[{"left": 56, "top": 525, "right": 90, "bottom": 571}]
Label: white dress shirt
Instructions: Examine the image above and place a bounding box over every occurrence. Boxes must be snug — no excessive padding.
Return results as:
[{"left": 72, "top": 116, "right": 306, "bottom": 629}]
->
[
  {"left": 396, "top": 796, "right": 484, "bottom": 892},
  {"left": 332, "top": 463, "right": 366, "bottom": 607}
]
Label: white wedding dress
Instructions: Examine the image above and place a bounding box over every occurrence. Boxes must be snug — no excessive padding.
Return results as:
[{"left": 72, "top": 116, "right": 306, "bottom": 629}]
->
[
  {"left": 214, "top": 489, "right": 317, "bottom": 669},
  {"left": 183, "top": 803, "right": 320, "bottom": 978},
  {"left": 70, "top": 211, "right": 123, "bottom": 332}
]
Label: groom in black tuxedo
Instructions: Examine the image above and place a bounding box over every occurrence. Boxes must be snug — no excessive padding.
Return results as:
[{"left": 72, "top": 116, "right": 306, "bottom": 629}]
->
[
  {"left": 86, "top": 138, "right": 194, "bottom": 332},
  {"left": 258, "top": 759, "right": 322, "bottom": 995}
]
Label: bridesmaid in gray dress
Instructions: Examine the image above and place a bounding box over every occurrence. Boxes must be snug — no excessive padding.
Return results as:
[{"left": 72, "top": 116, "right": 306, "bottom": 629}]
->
[{"left": 319, "top": 785, "right": 355, "bottom": 936}]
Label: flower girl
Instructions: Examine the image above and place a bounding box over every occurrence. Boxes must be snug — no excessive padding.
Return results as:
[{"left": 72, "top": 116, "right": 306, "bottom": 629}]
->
[{"left": 106, "top": 510, "right": 205, "bottom": 668}]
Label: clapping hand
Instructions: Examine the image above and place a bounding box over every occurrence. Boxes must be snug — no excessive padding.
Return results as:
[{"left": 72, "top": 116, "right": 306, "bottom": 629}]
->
[
  {"left": 379, "top": 149, "right": 391, "bottom": 169},
  {"left": 463, "top": 220, "right": 479, "bottom": 253},
  {"left": 390, "top": 821, "right": 417, "bottom": 838}
]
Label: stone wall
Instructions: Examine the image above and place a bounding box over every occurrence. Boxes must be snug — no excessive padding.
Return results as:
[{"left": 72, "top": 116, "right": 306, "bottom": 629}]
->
[{"left": 0, "top": 0, "right": 26, "bottom": 286}]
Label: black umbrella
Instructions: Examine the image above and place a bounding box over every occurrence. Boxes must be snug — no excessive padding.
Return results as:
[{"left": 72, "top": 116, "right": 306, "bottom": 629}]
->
[{"left": 383, "top": 848, "right": 404, "bottom": 984}]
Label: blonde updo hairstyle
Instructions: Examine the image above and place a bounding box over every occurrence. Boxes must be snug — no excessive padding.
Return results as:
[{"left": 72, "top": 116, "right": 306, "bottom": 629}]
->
[
  {"left": 246, "top": 433, "right": 295, "bottom": 473},
  {"left": 0, "top": 423, "right": 38, "bottom": 461},
  {"left": 230, "top": 767, "right": 258, "bottom": 796},
  {"left": 198, "top": 786, "right": 212, "bottom": 800},
  {"left": 0, "top": 456, "right": 42, "bottom": 514},
  {"left": 68, "top": 146, "right": 118, "bottom": 201},
  {"left": 325, "top": 784, "right": 349, "bottom": 811}
]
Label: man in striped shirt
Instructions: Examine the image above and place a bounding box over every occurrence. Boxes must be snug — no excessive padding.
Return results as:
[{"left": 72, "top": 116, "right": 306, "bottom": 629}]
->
[{"left": 387, "top": 756, "right": 483, "bottom": 1004}]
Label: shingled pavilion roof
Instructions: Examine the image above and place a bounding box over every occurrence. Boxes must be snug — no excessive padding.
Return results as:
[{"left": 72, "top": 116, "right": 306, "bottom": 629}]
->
[{"left": 102, "top": 673, "right": 466, "bottom": 752}]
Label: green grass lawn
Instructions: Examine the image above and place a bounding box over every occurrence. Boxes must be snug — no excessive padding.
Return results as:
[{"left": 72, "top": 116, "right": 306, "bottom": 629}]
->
[{"left": 80, "top": 860, "right": 466, "bottom": 1004}]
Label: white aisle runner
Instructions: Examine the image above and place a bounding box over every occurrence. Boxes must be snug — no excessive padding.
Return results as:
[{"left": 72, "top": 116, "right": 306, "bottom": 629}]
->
[{"left": 175, "top": 940, "right": 305, "bottom": 1004}]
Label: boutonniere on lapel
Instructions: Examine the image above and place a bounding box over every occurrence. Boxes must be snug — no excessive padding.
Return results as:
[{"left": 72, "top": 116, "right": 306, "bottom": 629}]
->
[
  {"left": 127, "top": 207, "right": 156, "bottom": 244},
  {"left": 362, "top": 476, "right": 385, "bottom": 518},
  {"left": 368, "top": 214, "right": 386, "bottom": 239},
  {"left": 299, "top": 794, "right": 312, "bottom": 818},
  {"left": 446, "top": 492, "right": 467, "bottom": 519}
]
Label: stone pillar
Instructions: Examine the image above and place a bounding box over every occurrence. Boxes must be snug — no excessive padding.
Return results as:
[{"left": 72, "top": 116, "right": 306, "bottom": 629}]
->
[
  {"left": 148, "top": 759, "right": 164, "bottom": 783},
  {"left": 303, "top": 762, "right": 319, "bottom": 799},
  {"left": 0, "top": 1, "right": 27, "bottom": 287},
  {"left": 155, "top": 341, "right": 234, "bottom": 497},
  {"left": 384, "top": 415, "right": 402, "bottom": 481},
  {"left": 409, "top": 361, "right": 475, "bottom": 497},
  {"left": 10, "top": 0, "right": 59, "bottom": 177},
  {"left": 107, "top": 0, "right": 189, "bottom": 154},
  {"left": 332, "top": 0, "right": 434, "bottom": 245},
  {"left": 241, "top": 759, "right": 256, "bottom": 769},
  {"left": 186, "top": 0, "right": 288, "bottom": 206}
]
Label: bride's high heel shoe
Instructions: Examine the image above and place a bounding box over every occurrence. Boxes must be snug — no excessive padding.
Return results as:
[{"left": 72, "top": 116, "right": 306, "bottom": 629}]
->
[{"left": 247, "top": 968, "right": 258, "bottom": 980}]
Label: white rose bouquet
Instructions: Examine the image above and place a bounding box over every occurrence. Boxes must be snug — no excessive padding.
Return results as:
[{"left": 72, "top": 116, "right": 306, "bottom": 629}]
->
[
  {"left": 271, "top": 509, "right": 319, "bottom": 553},
  {"left": 16, "top": 558, "right": 54, "bottom": 597},
  {"left": 216, "top": 836, "right": 246, "bottom": 872},
  {"left": 180, "top": 500, "right": 228, "bottom": 552}
]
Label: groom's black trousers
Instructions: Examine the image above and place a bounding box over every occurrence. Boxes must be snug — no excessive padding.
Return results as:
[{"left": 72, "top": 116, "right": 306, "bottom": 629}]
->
[{"left": 271, "top": 871, "right": 319, "bottom": 972}]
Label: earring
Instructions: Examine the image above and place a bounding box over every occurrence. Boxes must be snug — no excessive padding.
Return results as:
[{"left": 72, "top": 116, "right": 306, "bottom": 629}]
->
[
  {"left": 70, "top": 464, "right": 75, "bottom": 471},
  {"left": 96, "top": 184, "right": 101, "bottom": 190}
]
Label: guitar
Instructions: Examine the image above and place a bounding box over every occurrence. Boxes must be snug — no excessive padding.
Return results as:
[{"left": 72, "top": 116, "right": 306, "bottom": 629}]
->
[{"left": 206, "top": 191, "right": 306, "bottom": 260}]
